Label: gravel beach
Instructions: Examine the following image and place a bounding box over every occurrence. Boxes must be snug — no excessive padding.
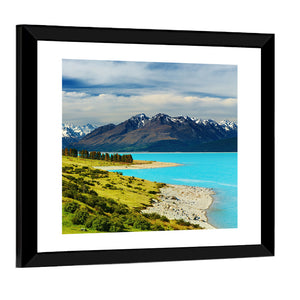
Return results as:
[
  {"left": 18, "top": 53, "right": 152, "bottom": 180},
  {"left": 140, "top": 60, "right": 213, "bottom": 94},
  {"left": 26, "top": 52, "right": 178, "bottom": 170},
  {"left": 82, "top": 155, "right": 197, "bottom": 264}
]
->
[
  {"left": 94, "top": 161, "right": 181, "bottom": 170},
  {"left": 141, "top": 184, "right": 216, "bottom": 229},
  {"left": 94, "top": 161, "right": 216, "bottom": 229}
]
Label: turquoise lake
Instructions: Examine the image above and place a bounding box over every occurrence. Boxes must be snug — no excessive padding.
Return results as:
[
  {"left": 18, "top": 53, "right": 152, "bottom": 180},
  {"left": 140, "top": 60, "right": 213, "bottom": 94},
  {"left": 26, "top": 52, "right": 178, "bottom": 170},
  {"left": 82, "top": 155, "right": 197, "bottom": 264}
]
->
[{"left": 112, "top": 153, "right": 237, "bottom": 229}]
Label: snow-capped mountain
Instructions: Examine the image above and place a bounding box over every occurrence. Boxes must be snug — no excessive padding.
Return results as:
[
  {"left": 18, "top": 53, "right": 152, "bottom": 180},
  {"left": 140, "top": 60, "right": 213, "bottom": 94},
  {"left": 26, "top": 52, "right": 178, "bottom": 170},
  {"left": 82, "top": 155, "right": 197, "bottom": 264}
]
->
[
  {"left": 73, "top": 113, "right": 238, "bottom": 152},
  {"left": 129, "top": 113, "right": 237, "bottom": 132},
  {"left": 218, "top": 120, "right": 238, "bottom": 131},
  {"left": 128, "top": 113, "right": 150, "bottom": 128},
  {"left": 62, "top": 123, "right": 97, "bottom": 148}
]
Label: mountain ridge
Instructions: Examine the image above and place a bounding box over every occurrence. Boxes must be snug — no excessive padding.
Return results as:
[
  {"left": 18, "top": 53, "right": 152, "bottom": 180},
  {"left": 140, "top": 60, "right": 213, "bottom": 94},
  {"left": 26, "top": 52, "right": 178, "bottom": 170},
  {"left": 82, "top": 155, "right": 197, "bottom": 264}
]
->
[{"left": 67, "top": 113, "right": 238, "bottom": 152}]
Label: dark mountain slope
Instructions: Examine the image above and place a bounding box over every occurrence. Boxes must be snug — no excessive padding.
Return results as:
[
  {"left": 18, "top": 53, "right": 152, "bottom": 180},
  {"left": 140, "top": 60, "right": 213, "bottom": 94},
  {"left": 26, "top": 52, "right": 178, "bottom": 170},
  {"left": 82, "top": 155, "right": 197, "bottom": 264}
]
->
[{"left": 72, "top": 113, "right": 237, "bottom": 152}]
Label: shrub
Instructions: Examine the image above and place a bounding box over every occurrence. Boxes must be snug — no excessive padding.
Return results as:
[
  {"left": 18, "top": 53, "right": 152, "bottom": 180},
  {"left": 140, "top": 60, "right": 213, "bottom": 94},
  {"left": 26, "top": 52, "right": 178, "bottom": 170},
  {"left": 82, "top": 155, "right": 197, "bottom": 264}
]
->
[
  {"left": 64, "top": 201, "right": 80, "bottom": 213},
  {"left": 156, "top": 183, "right": 166, "bottom": 189},
  {"left": 123, "top": 214, "right": 136, "bottom": 226},
  {"left": 160, "top": 216, "right": 170, "bottom": 222},
  {"left": 148, "top": 190, "right": 157, "bottom": 194},
  {"left": 133, "top": 218, "right": 151, "bottom": 230},
  {"left": 109, "top": 219, "right": 125, "bottom": 232},
  {"left": 62, "top": 166, "right": 74, "bottom": 173},
  {"left": 176, "top": 219, "right": 192, "bottom": 226},
  {"left": 94, "top": 205, "right": 105, "bottom": 215},
  {"left": 104, "top": 183, "right": 117, "bottom": 190},
  {"left": 72, "top": 209, "right": 90, "bottom": 225},
  {"left": 88, "top": 189, "right": 98, "bottom": 196},
  {"left": 62, "top": 190, "right": 75, "bottom": 199},
  {"left": 143, "top": 212, "right": 161, "bottom": 220},
  {"left": 62, "top": 174, "right": 76, "bottom": 181},
  {"left": 92, "top": 216, "right": 111, "bottom": 232},
  {"left": 74, "top": 193, "right": 88, "bottom": 203},
  {"left": 85, "top": 216, "right": 96, "bottom": 228},
  {"left": 94, "top": 198, "right": 114, "bottom": 213},
  {"left": 114, "top": 204, "right": 129, "bottom": 215},
  {"left": 151, "top": 224, "right": 165, "bottom": 231},
  {"left": 192, "top": 224, "right": 201, "bottom": 229}
]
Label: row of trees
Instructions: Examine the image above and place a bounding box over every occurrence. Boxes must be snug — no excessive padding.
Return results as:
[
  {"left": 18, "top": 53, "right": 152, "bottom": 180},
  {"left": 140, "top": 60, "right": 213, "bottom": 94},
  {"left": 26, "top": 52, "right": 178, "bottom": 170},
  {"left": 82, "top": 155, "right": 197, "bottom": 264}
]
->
[{"left": 62, "top": 148, "right": 133, "bottom": 163}]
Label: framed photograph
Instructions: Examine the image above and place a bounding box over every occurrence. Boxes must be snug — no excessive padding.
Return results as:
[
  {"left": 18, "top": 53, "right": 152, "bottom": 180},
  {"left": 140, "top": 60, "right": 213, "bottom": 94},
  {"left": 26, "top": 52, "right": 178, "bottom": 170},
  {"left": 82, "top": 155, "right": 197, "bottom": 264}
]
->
[{"left": 16, "top": 25, "right": 274, "bottom": 267}]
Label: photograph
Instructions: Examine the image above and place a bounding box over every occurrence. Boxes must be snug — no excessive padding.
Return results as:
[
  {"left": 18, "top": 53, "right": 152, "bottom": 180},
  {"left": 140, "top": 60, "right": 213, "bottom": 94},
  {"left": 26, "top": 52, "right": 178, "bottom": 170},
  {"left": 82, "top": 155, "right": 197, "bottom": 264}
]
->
[{"left": 61, "top": 59, "right": 238, "bottom": 234}]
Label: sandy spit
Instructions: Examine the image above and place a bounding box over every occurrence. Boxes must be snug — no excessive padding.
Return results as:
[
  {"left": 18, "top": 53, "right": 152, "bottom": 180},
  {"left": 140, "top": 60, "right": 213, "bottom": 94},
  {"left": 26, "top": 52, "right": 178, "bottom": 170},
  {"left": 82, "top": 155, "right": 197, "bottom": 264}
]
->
[
  {"left": 141, "top": 184, "right": 216, "bottom": 230},
  {"left": 94, "top": 161, "right": 181, "bottom": 170}
]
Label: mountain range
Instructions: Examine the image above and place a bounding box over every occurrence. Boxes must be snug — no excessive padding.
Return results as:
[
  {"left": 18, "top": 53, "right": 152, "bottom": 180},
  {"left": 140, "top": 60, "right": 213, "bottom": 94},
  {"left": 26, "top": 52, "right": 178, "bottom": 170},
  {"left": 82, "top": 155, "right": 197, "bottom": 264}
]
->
[
  {"left": 62, "top": 123, "right": 97, "bottom": 148},
  {"left": 66, "top": 113, "right": 238, "bottom": 152}
]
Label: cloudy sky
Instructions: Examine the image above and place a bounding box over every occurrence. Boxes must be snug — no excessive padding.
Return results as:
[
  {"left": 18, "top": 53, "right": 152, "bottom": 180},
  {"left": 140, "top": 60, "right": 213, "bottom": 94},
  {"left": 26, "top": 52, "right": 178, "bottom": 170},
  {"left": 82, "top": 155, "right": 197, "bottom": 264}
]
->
[{"left": 62, "top": 59, "right": 237, "bottom": 125}]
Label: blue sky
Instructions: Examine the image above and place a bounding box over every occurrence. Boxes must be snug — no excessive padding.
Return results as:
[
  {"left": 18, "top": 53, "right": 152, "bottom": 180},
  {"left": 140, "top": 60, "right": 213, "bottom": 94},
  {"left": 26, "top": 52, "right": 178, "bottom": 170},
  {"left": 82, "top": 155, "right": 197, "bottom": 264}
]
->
[{"left": 62, "top": 59, "right": 237, "bottom": 125}]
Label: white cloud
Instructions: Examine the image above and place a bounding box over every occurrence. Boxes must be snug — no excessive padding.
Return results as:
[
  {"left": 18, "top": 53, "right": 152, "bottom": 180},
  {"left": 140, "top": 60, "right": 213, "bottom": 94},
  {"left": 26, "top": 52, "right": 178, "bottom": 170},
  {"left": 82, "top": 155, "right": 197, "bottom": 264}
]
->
[
  {"left": 63, "top": 59, "right": 237, "bottom": 98},
  {"left": 62, "top": 60, "right": 237, "bottom": 124},
  {"left": 62, "top": 91, "right": 89, "bottom": 98},
  {"left": 62, "top": 92, "right": 237, "bottom": 124}
]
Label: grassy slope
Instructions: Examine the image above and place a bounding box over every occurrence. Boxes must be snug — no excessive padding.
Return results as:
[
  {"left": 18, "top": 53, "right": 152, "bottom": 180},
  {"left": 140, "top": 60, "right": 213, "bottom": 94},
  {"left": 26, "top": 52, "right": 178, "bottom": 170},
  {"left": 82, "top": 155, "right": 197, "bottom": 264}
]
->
[
  {"left": 62, "top": 156, "right": 201, "bottom": 233},
  {"left": 63, "top": 156, "right": 159, "bottom": 209}
]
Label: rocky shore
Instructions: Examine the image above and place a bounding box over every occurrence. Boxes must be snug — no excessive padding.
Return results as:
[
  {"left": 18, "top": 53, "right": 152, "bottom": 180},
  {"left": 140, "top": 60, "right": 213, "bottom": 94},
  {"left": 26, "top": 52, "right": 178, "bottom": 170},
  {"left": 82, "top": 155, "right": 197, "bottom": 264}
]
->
[{"left": 141, "top": 184, "right": 216, "bottom": 229}]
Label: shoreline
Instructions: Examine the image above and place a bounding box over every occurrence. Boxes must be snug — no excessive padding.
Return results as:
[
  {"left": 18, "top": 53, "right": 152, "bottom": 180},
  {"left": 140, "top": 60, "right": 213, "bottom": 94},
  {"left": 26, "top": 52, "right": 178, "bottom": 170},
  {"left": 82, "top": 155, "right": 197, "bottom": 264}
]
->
[
  {"left": 141, "top": 184, "right": 216, "bottom": 230},
  {"left": 94, "top": 160, "right": 216, "bottom": 229},
  {"left": 94, "top": 161, "right": 182, "bottom": 170}
]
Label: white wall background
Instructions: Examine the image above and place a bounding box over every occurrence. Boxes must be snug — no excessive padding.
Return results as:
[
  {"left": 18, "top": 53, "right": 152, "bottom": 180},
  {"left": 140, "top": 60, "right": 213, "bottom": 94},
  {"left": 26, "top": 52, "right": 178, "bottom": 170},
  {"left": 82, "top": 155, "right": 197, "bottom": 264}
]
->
[{"left": 0, "top": 0, "right": 298, "bottom": 299}]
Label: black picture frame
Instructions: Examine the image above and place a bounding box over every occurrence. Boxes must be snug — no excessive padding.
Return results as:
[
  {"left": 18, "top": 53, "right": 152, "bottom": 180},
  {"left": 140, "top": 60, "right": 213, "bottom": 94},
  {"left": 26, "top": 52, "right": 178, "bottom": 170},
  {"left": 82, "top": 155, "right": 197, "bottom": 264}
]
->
[{"left": 16, "top": 25, "right": 274, "bottom": 268}]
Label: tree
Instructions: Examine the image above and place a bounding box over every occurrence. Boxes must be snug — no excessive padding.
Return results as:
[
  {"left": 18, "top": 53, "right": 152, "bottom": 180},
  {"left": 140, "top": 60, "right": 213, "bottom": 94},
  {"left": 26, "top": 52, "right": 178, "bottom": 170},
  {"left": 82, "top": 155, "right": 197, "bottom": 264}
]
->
[
  {"left": 90, "top": 151, "right": 96, "bottom": 159},
  {"left": 96, "top": 152, "right": 101, "bottom": 160},
  {"left": 69, "top": 148, "right": 77, "bottom": 157},
  {"left": 64, "top": 148, "right": 69, "bottom": 156}
]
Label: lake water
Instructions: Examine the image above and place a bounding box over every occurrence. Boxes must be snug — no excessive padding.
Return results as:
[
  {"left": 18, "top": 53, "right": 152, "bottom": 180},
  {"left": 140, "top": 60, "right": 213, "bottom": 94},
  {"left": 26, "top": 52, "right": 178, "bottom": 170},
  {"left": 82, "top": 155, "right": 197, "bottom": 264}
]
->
[{"left": 112, "top": 152, "right": 237, "bottom": 228}]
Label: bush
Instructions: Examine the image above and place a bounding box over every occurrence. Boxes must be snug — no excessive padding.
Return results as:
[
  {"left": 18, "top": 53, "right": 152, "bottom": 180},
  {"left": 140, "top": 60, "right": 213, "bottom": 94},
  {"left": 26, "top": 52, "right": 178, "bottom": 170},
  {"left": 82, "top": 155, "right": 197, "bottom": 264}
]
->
[
  {"left": 62, "top": 166, "right": 74, "bottom": 173},
  {"left": 133, "top": 218, "right": 151, "bottom": 230},
  {"left": 160, "top": 216, "right": 170, "bottom": 222},
  {"left": 88, "top": 189, "right": 98, "bottom": 196},
  {"left": 94, "top": 198, "right": 114, "bottom": 213},
  {"left": 176, "top": 219, "right": 192, "bottom": 226},
  {"left": 143, "top": 213, "right": 161, "bottom": 220},
  {"left": 64, "top": 201, "right": 80, "bottom": 213},
  {"left": 148, "top": 190, "right": 157, "bottom": 194},
  {"left": 74, "top": 193, "right": 88, "bottom": 203},
  {"left": 151, "top": 224, "right": 165, "bottom": 231},
  {"left": 192, "top": 224, "right": 201, "bottom": 229},
  {"left": 72, "top": 209, "right": 90, "bottom": 225},
  {"left": 114, "top": 204, "right": 129, "bottom": 215},
  {"left": 156, "top": 183, "right": 166, "bottom": 189},
  {"left": 62, "top": 190, "right": 75, "bottom": 199},
  {"left": 104, "top": 183, "right": 117, "bottom": 190},
  {"left": 123, "top": 214, "right": 137, "bottom": 226},
  {"left": 109, "top": 219, "right": 125, "bottom": 232},
  {"left": 85, "top": 216, "right": 96, "bottom": 228},
  {"left": 92, "top": 216, "right": 111, "bottom": 232}
]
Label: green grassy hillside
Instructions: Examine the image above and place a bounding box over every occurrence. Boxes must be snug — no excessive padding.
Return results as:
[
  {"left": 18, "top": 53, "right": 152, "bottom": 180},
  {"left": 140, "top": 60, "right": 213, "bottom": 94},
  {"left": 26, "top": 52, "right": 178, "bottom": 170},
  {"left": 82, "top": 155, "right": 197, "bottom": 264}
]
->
[{"left": 62, "top": 156, "right": 202, "bottom": 234}]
